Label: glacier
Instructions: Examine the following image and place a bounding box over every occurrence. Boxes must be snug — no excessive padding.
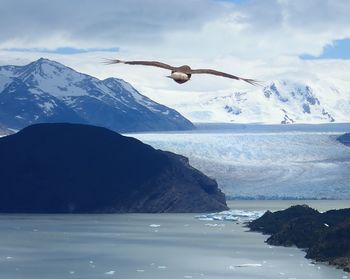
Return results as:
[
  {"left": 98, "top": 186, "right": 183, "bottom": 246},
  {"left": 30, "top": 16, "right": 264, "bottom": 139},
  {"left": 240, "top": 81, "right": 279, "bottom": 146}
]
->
[{"left": 130, "top": 124, "right": 350, "bottom": 199}]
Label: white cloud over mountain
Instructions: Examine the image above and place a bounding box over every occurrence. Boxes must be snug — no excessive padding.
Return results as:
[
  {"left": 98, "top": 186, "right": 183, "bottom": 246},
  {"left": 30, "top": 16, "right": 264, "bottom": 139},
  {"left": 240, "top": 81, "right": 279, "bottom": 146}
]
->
[{"left": 0, "top": 0, "right": 349, "bottom": 123}]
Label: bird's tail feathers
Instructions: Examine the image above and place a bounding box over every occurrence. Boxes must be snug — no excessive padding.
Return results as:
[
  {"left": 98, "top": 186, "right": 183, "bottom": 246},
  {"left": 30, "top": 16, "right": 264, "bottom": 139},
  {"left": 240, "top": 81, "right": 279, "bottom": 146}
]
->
[
  {"left": 101, "top": 58, "right": 125, "bottom": 65},
  {"left": 241, "top": 78, "right": 263, "bottom": 87}
]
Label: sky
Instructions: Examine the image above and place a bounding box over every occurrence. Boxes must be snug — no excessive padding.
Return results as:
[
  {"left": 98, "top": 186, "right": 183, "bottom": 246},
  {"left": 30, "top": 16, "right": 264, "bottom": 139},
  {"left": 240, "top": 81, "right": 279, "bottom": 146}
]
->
[{"left": 0, "top": 0, "right": 350, "bottom": 102}]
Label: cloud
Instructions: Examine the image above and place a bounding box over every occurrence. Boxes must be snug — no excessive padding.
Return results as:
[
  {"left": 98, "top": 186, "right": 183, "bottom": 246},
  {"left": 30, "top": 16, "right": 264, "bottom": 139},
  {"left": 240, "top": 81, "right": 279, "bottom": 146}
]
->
[
  {"left": 3, "top": 47, "right": 119, "bottom": 55},
  {"left": 149, "top": 0, "right": 350, "bottom": 60},
  {"left": 1, "top": 0, "right": 350, "bottom": 60},
  {"left": 0, "top": 0, "right": 230, "bottom": 48},
  {"left": 1, "top": 0, "right": 350, "bottom": 106}
]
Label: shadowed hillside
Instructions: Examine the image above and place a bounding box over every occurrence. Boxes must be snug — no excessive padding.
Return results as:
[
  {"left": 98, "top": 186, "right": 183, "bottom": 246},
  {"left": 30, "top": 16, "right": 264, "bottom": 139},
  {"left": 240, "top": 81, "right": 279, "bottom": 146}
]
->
[{"left": 0, "top": 123, "right": 227, "bottom": 213}]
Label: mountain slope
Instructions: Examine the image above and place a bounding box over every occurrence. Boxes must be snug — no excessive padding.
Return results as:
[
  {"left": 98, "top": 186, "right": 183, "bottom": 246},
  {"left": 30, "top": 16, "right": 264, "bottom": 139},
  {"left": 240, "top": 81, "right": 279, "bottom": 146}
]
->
[
  {"left": 0, "top": 123, "right": 227, "bottom": 213},
  {"left": 0, "top": 58, "right": 194, "bottom": 132},
  {"left": 165, "top": 79, "right": 350, "bottom": 124},
  {"left": 0, "top": 124, "right": 11, "bottom": 136}
]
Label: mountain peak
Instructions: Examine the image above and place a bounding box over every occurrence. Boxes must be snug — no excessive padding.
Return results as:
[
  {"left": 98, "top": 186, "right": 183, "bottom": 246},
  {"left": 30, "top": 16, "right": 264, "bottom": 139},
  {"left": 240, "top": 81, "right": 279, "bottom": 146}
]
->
[
  {"left": 30, "top": 57, "right": 67, "bottom": 71},
  {"left": 36, "top": 57, "right": 60, "bottom": 64},
  {"left": 0, "top": 59, "right": 194, "bottom": 132},
  {"left": 170, "top": 76, "right": 349, "bottom": 124},
  {"left": 37, "top": 57, "right": 50, "bottom": 62}
]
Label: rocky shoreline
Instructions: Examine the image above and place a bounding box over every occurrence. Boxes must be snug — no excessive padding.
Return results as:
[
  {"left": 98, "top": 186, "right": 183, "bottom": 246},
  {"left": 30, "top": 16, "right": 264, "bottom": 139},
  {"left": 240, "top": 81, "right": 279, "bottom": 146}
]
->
[{"left": 248, "top": 205, "right": 350, "bottom": 272}]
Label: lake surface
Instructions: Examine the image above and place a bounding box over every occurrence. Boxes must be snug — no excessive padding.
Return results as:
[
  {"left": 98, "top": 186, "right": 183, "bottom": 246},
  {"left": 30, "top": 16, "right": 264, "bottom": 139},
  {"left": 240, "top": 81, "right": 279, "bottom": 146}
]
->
[
  {"left": 0, "top": 201, "right": 349, "bottom": 279},
  {"left": 129, "top": 123, "right": 350, "bottom": 199}
]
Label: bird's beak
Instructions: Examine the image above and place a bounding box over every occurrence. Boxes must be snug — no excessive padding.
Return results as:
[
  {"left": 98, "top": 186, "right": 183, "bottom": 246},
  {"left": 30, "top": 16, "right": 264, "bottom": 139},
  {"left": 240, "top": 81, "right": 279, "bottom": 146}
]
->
[{"left": 166, "top": 75, "right": 172, "bottom": 79}]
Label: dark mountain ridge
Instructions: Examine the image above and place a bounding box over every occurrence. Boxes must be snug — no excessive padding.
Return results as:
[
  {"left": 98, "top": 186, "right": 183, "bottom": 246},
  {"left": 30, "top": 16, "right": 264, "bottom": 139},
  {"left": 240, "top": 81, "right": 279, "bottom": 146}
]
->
[{"left": 0, "top": 123, "right": 227, "bottom": 213}]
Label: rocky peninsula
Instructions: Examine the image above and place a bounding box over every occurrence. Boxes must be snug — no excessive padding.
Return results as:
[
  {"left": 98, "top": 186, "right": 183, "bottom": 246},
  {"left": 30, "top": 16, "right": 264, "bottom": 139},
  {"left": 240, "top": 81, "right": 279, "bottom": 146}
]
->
[{"left": 248, "top": 205, "right": 350, "bottom": 272}]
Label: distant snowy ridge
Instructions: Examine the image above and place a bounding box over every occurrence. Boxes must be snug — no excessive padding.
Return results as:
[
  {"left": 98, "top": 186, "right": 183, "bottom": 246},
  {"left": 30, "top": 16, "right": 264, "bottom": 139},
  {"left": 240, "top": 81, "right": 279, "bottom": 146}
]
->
[
  {"left": 0, "top": 58, "right": 194, "bottom": 133},
  {"left": 168, "top": 79, "right": 350, "bottom": 124}
]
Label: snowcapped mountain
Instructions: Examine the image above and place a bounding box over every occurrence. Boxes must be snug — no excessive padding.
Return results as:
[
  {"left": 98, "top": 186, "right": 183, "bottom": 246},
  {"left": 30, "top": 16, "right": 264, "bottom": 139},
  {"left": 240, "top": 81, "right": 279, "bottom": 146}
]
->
[
  {"left": 167, "top": 79, "right": 350, "bottom": 124},
  {"left": 0, "top": 58, "right": 194, "bottom": 133}
]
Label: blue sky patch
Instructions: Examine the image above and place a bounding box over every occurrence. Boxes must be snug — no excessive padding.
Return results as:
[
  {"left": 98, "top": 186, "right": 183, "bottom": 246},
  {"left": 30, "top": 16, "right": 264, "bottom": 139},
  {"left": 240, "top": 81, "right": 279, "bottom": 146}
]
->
[{"left": 300, "top": 38, "right": 350, "bottom": 60}]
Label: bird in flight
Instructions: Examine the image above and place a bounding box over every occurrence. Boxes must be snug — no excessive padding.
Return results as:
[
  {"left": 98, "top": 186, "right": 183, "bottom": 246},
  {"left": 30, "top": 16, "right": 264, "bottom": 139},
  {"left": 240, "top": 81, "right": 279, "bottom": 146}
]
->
[{"left": 105, "top": 59, "right": 259, "bottom": 86}]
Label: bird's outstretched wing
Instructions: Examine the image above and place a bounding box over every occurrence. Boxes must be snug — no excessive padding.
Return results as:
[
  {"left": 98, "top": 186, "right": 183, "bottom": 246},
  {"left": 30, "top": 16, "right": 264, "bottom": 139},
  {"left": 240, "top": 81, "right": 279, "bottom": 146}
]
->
[
  {"left": 104, "top": 59, "right": 175, "bottom": 70},
  {"left": 190, "top": 68, "right": 260, "bottom": 86}
]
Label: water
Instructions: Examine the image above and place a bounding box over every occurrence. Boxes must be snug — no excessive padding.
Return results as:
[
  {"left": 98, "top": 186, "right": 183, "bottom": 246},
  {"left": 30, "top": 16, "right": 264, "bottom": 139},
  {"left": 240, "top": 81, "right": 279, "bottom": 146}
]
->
[
  {"left": 128, "top": 123, "right": 350, "bottom": 199},
  {"left": 2, "top": 124, "right": 349, "bottom": 278},
  {"left": 0, "top": 201, "right": 349, "bottom": 279}
]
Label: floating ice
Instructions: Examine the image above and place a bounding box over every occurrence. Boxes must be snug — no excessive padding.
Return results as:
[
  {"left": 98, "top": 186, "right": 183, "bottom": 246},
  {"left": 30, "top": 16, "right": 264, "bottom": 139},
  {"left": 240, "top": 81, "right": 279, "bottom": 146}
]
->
[
  {"left": 235, "top": 263, "right": 262, "bottom": 268},
  {"left": 104, "top": 270, "right": 116, "bottom": 275},
  {"left": 149, "top": 224, "right": 161, "bottom": 227},
  {"left": 196, "top": 209, "right": 265, "bottom": 223},
  {"left": 204, "top": 223, "right": 225, "bottom": 227}
]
